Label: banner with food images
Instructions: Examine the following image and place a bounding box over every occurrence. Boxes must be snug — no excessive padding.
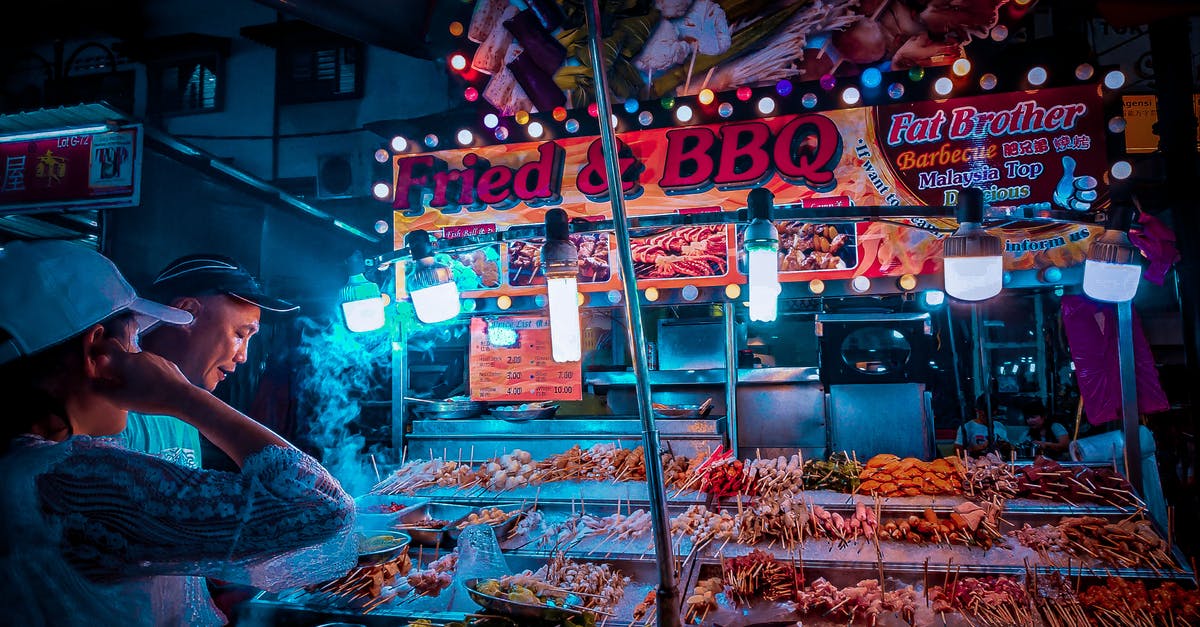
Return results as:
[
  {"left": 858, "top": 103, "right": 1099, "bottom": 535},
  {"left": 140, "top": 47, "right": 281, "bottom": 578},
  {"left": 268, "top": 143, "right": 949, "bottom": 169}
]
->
[{"left": 396, "top": 85, "right": 1109, "bottom": 294}]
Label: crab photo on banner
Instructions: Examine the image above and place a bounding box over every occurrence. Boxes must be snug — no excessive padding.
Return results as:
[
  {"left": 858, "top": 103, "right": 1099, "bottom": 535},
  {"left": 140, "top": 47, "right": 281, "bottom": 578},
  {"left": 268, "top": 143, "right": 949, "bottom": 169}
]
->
[
  {"left": 394, "top": 83, "right": 1109, "bottom": 295},
  {"left": 461, "top": 0, "right": 1029, "bottom": 115}
]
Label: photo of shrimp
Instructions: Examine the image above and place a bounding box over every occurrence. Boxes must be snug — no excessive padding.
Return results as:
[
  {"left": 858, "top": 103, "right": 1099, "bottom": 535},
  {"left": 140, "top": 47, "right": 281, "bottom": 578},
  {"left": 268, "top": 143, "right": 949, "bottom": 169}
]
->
[{"left": 628, "top": 225, "right": 730, "bottom": 279}]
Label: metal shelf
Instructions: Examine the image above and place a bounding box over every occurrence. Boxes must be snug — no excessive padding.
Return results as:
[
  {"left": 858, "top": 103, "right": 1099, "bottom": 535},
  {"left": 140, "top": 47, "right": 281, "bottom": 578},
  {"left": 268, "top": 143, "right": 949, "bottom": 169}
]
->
[{"left": 585, "top": 366, "right": 821, "bottom": 387}]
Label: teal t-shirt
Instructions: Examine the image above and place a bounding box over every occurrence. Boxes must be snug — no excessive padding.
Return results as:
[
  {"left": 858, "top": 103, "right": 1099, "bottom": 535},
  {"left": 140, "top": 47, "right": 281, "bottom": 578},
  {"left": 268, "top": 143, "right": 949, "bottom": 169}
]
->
[{"left": 121, "top": 412, "right": 202, "bottom": 469}]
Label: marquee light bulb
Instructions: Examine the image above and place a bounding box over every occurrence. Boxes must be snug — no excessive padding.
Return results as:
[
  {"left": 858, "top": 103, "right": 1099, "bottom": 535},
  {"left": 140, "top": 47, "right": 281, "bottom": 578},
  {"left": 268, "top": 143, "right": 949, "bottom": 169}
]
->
[
  {"left": 757, "top": 97, "right": 776, "bottom": 115},
  {"left": 390, "top": 136, "right": 408, "bottom": 152},
  {"left": 456, "top": 129, "right": 473, "bottom": 145},
  {"left": 1027, "top": 66, "right": 1048, "bottom": 86}
]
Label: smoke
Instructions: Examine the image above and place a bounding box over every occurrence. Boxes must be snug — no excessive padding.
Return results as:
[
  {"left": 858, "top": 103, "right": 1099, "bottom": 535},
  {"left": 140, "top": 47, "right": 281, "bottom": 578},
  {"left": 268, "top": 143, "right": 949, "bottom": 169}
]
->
[{"left": 295, "top": 311, "right": 393, "bottom": 496}]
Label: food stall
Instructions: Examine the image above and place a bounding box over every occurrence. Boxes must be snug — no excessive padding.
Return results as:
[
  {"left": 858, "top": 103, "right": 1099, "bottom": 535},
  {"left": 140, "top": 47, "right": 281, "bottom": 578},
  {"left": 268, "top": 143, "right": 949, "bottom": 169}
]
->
[{"left": 240, "top": 1, "right": 1193, "bottom": 625}]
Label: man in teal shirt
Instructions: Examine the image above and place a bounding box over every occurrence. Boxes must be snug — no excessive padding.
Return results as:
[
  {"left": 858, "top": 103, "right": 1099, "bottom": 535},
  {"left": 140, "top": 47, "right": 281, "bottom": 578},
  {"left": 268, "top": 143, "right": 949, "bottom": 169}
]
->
[{"left": 123, "top": 254, "right": 298, "bottom": 468}]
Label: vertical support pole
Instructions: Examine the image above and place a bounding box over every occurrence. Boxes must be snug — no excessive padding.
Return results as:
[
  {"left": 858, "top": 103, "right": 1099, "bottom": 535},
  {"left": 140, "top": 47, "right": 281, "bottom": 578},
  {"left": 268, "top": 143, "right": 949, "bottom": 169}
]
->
[
  {"left": 1117, "top": 299, "right": 1143, "bottom": 492},
  {"left": 1035, "top": 295, "right": 1048, "bottom": 406},
  {"left": 391, "top": 319, "right": 409, "bottom": 455},
  {"left": 582, "top": 2, "right": 679, "bottom": 624},
  {"left": 973, "top": 304, "right": 994, "bottom": 445},
  {"left": 723, "top": 302, "right": 739, "bottom": 456}
]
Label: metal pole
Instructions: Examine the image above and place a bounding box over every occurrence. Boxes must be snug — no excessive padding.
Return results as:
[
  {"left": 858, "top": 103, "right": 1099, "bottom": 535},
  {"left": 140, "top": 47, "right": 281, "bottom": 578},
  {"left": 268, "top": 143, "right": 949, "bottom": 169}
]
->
[
  {"left": 1117, "top": 299, "right": 1142, "bottom": 492},
  {"left": 392, "top": 317, "right": 409, "bottom": 454},
  {"left": 723, "top": 302, "right": 739, "bottom": 456},
  {"left": 582, "top": 1, "right": 680, "bottom": 624},
  {"left": 973, "top": 304, "right": 994, "bottom": 447}
]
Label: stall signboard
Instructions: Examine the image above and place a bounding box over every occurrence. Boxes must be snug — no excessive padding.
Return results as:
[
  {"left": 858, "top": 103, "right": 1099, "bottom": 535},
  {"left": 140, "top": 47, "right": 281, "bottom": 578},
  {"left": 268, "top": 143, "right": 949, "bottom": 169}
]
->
[
  {"left": 395, "top": 85, "right": 1107, "bottom": 293},
  {"left": 468, "top": 315, "right": 583, "bottom": 401},
  {"left": 0, "top": 127, "right": 141, "bottom": 213}
]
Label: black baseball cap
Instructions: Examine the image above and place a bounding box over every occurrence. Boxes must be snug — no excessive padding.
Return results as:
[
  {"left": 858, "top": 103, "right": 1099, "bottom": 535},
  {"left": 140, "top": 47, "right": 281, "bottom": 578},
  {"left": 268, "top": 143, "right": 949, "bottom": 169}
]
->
[{"left": 149, "top": 254, "right": 298, "bottom": 313}]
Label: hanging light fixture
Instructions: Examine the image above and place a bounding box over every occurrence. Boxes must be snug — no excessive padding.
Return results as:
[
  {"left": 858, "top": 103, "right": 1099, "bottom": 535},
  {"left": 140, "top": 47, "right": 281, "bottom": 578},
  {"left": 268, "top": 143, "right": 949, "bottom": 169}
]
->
[
  {"left": 744, "top": 188, "right": 780, "bottom": 322},
  {"left": 943, "top": 188, "right": 1003, "bottom": 301},
  {"left": 542, "top": 208, "right": 582, "bottom": 362},
  {"left": 340, "top": 251, "right": 385, "bottom": 332},
  {"left": 1083, "top": 191, "right": 1142, "bottom": 302},
  {"left": 405, "top": 229, "right": 461, "bottom": 323}
]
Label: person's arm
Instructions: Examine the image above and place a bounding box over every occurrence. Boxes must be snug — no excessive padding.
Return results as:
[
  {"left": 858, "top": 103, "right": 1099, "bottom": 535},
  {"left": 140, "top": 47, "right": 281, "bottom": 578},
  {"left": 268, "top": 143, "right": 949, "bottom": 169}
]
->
[
  {"left": 38, "top": 437, "right": 355, "bottom": 590},
  {"left": 1038, "top": 423, "right": 1070, "bottom": 454},
  {"left": 97, "top": 343, "right": 289, "bottom": 467}
]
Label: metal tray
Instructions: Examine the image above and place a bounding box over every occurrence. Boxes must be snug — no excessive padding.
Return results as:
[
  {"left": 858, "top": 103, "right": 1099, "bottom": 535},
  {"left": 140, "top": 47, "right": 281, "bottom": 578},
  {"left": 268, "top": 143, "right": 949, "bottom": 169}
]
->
[
  {"left": 395, "top": 502, "right": 479, "bottom": 546},
  {"left": 489, "top": 405, "right": 558, "bottom": 421},
  {"left": 464, "top": 578, "right": 583, "bottom": 622},
  {"left": 354, "top": 495, "right": 427, "bottom": 530}
]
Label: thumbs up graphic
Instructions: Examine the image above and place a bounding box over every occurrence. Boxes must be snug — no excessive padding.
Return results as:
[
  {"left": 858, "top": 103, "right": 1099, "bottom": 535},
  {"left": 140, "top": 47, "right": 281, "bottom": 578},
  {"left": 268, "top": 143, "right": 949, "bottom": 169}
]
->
[{"left": 1052, "top": 156, "right": 1098, "bottom": 211}]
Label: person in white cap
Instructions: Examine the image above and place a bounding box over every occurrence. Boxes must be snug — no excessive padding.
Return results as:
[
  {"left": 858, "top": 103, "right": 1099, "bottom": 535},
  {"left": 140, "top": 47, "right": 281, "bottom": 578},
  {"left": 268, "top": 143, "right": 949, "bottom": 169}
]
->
[{"left": 0, "top": 241, "right": 355, "bottom": 626}]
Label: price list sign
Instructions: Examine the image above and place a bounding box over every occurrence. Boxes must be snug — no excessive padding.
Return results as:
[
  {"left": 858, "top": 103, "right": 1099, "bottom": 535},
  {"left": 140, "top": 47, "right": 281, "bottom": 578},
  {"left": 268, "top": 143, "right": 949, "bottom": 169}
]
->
[{"left": 469, "top": 316, "right": 582, "bottom": 401}]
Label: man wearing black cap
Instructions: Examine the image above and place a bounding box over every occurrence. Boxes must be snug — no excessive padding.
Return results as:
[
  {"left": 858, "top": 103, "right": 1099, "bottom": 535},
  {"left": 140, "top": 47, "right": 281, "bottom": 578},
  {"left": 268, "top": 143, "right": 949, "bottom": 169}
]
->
[{"left": 121, "top": 254, "right": 298, "bottom": 469}]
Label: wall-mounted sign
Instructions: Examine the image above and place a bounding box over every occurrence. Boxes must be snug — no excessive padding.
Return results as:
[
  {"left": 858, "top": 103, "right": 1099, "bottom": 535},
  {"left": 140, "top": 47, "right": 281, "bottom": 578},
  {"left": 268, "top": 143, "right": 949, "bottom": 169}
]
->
[
  {"left": 398, "top": 86, "right": 1110, "bottom": 295},
  {"left": 0, "top": 127, "right": 141, "bottom": 213},
  {"left": 468, "top": 316, "right": 582, "bottom": 402}
]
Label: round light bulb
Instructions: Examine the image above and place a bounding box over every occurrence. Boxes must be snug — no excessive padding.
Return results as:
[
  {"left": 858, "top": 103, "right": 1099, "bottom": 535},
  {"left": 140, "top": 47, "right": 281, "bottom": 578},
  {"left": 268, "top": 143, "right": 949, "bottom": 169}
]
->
[
  {"left": 757, "top": 97, "right": 776, "bottom": 115},
  {"left": 372, "top": 182, "right": 391, "bottom": 199},
  {"left": 698, "top": 89, "right": 715, "bottom": 105},
  {"left": 528, "top": 121, "right": 544, "bottom": 138},
  {"left": 390, "top": 136, "right": 408, "bottom": 152},
  {"left": 842, "top": 87, "right": 861, "bottom": 105},
  {"left": 675, "top": 104, "right": 693, "bottom": 122},
  {"left": 934, "top": 77, "right": 953, "bottom": 96},
  {"left": 1027, "top": 66, "right": 1048, "bottom": 86},
  {"left": 483, "top": 113, "right": 499, "bottom": 128},
  {"left": 456, "top": 129, "right": 473, "bottom": 145}
]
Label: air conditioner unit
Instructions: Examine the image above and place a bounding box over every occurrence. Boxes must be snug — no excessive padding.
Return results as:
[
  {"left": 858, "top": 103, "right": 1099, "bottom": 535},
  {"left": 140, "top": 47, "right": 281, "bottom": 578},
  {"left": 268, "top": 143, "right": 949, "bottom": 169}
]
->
[{"left": 316, "top": 152, "right": 368, "bottom": 199}]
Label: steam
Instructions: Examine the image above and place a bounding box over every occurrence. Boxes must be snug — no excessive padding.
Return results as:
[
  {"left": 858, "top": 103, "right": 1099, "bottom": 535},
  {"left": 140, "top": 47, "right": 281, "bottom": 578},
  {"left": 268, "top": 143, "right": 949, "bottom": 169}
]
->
[{"left": 295, "top": 313, "right": 393, "bottom": 496}]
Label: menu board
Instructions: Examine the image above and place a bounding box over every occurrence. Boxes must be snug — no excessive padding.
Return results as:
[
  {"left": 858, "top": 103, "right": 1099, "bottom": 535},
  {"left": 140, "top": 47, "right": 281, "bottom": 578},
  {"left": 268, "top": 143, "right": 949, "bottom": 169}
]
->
[{"left": 469, "top": 316, "right": 582, "bottom": 402}]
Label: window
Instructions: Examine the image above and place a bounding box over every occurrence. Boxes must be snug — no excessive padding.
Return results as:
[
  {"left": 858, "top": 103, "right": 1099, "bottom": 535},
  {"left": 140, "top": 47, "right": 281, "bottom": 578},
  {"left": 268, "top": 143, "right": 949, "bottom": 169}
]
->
[
  {"left": 278, "top": 44, "right": 363, "bottom": 104},
  {"left": 154, "top": 56, "right": 222, "bottom": 115}
]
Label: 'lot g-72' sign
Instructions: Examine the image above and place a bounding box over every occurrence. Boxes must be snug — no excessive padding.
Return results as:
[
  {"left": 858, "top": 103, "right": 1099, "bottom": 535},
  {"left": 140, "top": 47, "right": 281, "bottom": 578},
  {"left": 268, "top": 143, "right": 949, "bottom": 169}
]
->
[{"left": 0, "top": 127, "right": 141, "bottom": 213}]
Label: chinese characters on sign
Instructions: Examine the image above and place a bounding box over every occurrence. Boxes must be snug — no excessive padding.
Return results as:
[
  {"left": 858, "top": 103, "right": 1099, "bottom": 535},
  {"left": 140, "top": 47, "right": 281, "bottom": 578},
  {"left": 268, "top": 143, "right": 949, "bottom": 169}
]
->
[{"left": 0, "top": 128, "right": 140, "bottom": 212}]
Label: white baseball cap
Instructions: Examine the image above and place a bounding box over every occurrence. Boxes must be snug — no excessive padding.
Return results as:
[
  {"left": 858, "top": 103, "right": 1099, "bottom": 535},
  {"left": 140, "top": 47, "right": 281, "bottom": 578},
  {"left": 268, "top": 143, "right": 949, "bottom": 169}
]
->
[{"left": 0, "top": 240, "right": 193, "bottom": 364}]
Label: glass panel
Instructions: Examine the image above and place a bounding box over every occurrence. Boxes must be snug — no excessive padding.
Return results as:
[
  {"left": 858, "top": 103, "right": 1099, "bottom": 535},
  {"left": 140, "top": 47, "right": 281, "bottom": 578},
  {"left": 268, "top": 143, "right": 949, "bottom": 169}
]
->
[{"left": 841, "top": 326, "right": 911, "bottom": 375}]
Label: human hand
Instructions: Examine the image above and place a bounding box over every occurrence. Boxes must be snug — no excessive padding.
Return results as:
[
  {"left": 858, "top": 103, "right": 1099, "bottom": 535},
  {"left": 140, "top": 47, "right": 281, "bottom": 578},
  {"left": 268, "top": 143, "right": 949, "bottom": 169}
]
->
[
  {"left": 1052, "top": 156, "right": 1098, "bottom": 211},
  {"left": 94, "top": 342, "right": 197, "bottom": 416}
]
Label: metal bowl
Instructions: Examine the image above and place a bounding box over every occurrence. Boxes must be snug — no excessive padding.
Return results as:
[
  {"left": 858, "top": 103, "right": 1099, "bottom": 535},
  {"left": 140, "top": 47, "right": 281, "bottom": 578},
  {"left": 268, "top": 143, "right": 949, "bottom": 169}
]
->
[
  {"left": 394, "top": 502, "right": 477, "bottom": 546},
  {"left": 355, "top": 530, "right": 411, "bottom": 567},
  {"left": 409, "top": 399, "right": 487, "bottom": 420},
  {"left": 489, "top": 405, "right": 558, "bottom": 422},
  {"left": 652, "top": 404, "right": 704, "bottom": 419},
  {"left": 464, "top": 578, "right": 582, "bottom": 622}
]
